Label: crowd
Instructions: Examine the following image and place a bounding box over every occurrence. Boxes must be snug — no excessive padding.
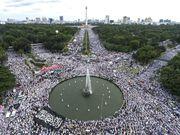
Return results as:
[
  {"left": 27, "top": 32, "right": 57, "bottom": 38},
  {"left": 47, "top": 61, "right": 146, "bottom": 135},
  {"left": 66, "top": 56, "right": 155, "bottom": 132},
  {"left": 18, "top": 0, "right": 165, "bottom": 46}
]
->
[{"left": 0, "top": 27, "right": 180, "bottom": 135}]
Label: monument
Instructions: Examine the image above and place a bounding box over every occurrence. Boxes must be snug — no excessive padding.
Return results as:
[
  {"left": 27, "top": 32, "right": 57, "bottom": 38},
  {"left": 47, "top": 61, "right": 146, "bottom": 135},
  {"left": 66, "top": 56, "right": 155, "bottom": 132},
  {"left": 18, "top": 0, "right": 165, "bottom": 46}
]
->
[{"left": 85, "top": 6, "right": 88, "bottom": 26}]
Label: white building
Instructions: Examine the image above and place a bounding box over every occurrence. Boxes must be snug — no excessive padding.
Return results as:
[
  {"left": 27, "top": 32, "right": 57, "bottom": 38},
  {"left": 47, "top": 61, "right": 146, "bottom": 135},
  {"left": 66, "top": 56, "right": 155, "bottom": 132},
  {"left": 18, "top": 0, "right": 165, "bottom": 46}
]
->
[
  {"left": 105, "top": 15, "right": 110, "bottom": 24},
  {"left": 122, "top": 16, "right": 130, "bottom": 24}
]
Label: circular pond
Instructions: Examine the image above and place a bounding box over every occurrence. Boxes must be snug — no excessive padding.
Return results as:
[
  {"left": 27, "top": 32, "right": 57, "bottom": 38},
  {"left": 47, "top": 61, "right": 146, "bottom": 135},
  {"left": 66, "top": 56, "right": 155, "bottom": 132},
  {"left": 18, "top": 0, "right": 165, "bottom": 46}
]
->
[{"left": 49, "top": 76, "right": 124, "bottom": 121}]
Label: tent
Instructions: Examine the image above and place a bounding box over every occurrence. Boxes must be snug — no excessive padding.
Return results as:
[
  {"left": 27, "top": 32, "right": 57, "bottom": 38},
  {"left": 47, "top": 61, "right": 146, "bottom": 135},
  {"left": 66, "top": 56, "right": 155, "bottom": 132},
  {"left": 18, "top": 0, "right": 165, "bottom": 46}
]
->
[{"left": 40, "top": 64, "right": 63, "bottom": 73}]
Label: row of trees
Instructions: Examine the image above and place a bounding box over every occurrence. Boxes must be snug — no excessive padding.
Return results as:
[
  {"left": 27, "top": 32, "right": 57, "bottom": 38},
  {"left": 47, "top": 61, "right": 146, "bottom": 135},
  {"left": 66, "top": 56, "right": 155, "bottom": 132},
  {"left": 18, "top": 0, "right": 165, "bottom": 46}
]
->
[
  {"left": 0, "top": 66, "right": 16, "bottom": 103},
  {"left": 0, "top": 45, "right": 6, "bottom": 65},
  {"left": 93, "top": 24, "right": 180, "bottom": 64},
  {"left": 160, "top": 53, "right": 180, "bottom": 99},
  {"left": 0, "top": 24, "right": 78, "bottom": 53},
  {"left": 82, "top": 30, "right": 91, "bottom": 55},
  {"left": 0, "top": 43, "right": 15, "bottom": 104}
]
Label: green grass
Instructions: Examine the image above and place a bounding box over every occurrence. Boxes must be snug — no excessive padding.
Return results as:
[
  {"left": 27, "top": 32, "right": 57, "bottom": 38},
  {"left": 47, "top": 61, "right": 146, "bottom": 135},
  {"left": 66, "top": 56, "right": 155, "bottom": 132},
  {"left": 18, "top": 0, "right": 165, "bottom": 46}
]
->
[{"left": 82, "top": 30, "right": 91, "bottom": 55}]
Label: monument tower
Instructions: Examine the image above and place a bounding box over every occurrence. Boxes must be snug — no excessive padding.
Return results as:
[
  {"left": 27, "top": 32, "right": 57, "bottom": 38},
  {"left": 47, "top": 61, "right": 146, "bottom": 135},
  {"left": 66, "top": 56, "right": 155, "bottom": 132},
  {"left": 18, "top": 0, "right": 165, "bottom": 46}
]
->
[{"left": 85, "top": 6, "right": 88, "bottom": 26}]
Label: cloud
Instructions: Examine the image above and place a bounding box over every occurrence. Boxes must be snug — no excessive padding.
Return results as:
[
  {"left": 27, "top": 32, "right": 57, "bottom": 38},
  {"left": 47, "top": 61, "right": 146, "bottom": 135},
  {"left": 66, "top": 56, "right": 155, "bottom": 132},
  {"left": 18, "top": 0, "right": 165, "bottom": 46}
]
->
[
  {"left": 5, "top": 0, "right": 62, "bottom": 7},
  {"left": 10, "top": 0, "right": 24, "bottom": 2},
  {"left": 6, "top": 2, "right": 34, "bottom": 7},
  {"left": 43, "top": 0, "right": 62, "bottom": 3}
]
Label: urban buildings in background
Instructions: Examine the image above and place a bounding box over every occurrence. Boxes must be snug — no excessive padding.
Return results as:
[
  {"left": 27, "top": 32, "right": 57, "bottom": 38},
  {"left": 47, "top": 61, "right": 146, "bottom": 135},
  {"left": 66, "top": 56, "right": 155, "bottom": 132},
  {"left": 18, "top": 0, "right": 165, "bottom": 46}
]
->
[
  {"left": 0, "top": 15, "right": 178, "bottom": 25},
  {"left": 0, "top": 16, "right": 65, "bottom": 25}
]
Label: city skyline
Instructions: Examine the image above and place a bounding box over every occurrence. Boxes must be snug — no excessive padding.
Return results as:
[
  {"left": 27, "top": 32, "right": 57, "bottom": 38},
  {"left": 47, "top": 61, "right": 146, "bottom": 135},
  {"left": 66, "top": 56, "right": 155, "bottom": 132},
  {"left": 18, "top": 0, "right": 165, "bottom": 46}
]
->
[{"left": 0, "top": 0, "right": 180, "bottom": 22}]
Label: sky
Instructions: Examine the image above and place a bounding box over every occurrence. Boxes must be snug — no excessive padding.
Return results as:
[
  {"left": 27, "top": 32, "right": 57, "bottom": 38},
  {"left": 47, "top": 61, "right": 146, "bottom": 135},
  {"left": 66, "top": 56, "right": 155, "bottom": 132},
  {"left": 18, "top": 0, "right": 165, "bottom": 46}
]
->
[{"left": 0, "top": 0, "right": 180, "bottom": 22}]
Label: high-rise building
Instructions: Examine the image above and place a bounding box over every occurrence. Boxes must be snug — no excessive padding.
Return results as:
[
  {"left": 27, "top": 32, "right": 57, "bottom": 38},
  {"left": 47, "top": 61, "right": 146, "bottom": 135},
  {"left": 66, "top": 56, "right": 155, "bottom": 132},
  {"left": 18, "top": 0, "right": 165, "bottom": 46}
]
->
[
  {"left": 105, "top": 15, "right": 110, "bottom": 24},
  {"left": 26, "top": 17, "right": 29, "bottom": 21},
  {"left": 49, "top": 18, "right": 54, "bottom": 24},
  {"left": 159, "top": 19, "right": 163, "bottom": 24},
  {"left": 137, "top": 18, "right": 141, "bottom": 24},
  {"left": 42, "top": 17, "right": 47, "bottom": 22},
  {"left": 59, "top": 16, "right": 64, "bottom": 23},
  {"left": 122, "top": 16, "right": 130, "bottom": 24},
  {"left": 110, "top": 20, "right": 114, "bottom": 24},
  {"left": 35, "top": 17, "right": 41, "bottom": 23},
  {"left": 159, "top": 19, "right": 171, "bottom": 25},
  {"left": 144, "top": 17, "right": 153, "bottom": 24}
]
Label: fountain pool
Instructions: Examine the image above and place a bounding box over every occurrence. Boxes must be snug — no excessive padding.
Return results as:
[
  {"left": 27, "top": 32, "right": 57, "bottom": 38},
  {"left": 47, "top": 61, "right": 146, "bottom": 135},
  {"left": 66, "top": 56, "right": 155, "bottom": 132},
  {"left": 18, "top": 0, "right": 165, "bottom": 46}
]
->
[{"left": 49, "top": 76, "right": 124, "bottom": 121}]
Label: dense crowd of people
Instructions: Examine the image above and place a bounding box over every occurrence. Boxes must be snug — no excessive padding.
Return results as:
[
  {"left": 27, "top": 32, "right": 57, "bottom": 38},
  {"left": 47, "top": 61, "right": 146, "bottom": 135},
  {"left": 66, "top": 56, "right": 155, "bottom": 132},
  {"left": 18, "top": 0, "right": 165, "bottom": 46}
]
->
[{"left": 0, "top": 27, "right": 180, "bottom": 134}]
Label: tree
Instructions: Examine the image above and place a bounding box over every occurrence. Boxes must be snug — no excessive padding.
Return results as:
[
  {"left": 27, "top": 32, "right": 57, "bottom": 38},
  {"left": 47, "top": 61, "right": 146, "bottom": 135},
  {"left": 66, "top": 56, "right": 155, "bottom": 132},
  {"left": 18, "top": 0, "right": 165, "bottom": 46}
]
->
[
  {"left": 0, "top": 66, "right": 15, "bottom": 103},
  {"left": 133, "top": 45, "right": 159, "bottom": 64},
  {"left": 26, "top": 33, "right": 38, "bottom": 43},
  {"left": 18, "top": 49, "right": 24, "bottom": 56},
  {"left": 13, "top": 37, "right": 31, "bottom": 53},
  {"left": 130, "top": 39, "right": 140, "bottom": 50},
  {"left": 160, "top": 53, "right": 180, "bottom": 97},
  {"left": 0, "top": 45, "right": 6, "bottom": 65},
  {"left": 63, "top": 45, "right": 69, "bottom": 52},
  {"left": 3, "top": 35, "right": 15, "bottom": 47},
  {"left": 0, "top": 24, "right": 78, "bottom": 52},
  {"left": 111, "top": 35, "right": 126, "bottom": 45}
]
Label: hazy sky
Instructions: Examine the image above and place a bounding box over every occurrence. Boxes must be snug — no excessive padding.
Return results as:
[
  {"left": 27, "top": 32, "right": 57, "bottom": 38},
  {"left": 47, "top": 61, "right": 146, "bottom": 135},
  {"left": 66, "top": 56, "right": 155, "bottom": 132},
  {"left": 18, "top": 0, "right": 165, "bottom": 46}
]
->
[{"left": 0, "top": 0, "right": 180, "bottom": 22}]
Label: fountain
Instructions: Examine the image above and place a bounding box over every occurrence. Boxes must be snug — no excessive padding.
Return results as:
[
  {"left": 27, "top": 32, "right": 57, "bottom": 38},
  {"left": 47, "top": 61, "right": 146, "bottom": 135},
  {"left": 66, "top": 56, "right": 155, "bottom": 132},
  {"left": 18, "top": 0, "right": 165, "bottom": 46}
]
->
[
  {"left": 49, "top": 69, "right": 124, "bottom": 120},
  {"left": 83, "top": 69, "right": 92, "bottom": 97}
]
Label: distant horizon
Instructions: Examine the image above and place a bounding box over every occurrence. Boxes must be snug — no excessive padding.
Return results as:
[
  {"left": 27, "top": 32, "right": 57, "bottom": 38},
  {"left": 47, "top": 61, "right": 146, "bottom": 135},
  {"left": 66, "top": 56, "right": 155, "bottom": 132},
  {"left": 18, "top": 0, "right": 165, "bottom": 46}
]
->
[
  {"left": 0, "top": 16, "right": 178, "bottom": 23},
  {"left": 1, "top": 0, "right": 180, "bottom": 22}
]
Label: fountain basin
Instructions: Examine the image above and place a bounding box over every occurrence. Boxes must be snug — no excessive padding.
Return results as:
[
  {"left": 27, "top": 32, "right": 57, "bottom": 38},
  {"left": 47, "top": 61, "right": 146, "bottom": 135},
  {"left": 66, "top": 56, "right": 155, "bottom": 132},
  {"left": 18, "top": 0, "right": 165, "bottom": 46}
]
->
[{"left": 49, "top": 76, "right": 124, "bottom": 121}]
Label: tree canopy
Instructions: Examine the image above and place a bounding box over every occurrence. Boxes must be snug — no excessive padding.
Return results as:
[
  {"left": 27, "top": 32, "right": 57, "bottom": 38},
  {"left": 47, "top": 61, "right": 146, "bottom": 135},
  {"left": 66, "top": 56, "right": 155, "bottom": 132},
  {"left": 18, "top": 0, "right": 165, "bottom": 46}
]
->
[
  {"left": 0, "top": 24, "right": 78, "bottom": 53},
  {"left": 133, "top": 45, "right": 164, "bottom": 64},
  {"left": 93, "top": 24, "right": 180, "bottom": 64},
  {"left": 0, "top": 66, "right": 15, "bottom": 95},
  {"left": 160, "top": 53, "right": 180, "bottom": 98},
  {"left": 0, "top": 45, "right": 6, "bottom": 65}
]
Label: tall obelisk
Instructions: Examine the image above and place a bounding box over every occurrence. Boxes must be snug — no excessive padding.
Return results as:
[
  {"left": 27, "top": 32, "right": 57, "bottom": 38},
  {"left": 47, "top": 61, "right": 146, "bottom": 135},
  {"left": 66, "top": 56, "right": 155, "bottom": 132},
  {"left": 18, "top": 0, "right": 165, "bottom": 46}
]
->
[{"left": 85, "top": 6, "right": 88, "bottom": 26}]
